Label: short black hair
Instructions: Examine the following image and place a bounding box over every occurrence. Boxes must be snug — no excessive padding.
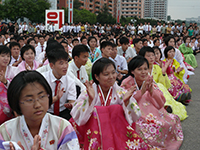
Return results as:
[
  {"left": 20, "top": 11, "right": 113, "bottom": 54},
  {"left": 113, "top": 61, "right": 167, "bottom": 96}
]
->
[
  {"left": 21, "top": 45, "right": 36, "bottom": 60},
  {"left": 164, "top": 36, "right": 175, "bottom": 46},
  {"left": 153, "top": 46, "right": 162, "bottom": 59},
  {"left": 0, "top": 45, "right": 11, "bottom": 64},
  {"left": 72, "top": 44, "right": 89, "bottom": 59},
  {"left": 92, "top": 58, "right": 116, "bottom": 84},
  {"left": 100, "top": 41, "right": 113, "bottom": 50},
  {"left": 17, "top": 37, "right": 24, "bottom": 42},
  {"left": 27, "top": 38, "right": 36, "bottom": 45},
  {"left": 7, "top": 70, "right": 53, "bottom": 115},
  {"left": 139, "top": 46, "right": 155, "bottom": 57},
  {"left": 120, "top": 37, "right": 129, "bottom": 45},
  {"left": 80, "top": 36, "right": 87, "bottom": 42},
  {"left": 87, "top": 36, "right": 97, "bottom": 47},
  {"left": 164, "top": 46, "right": 175, "bottom": 58},
  {"left": 153, "top": 39, "right": 159, "bottom": 45},
  {"left": 47, "top": 49, "right": 68, "bottom": 64},
  {"left": 38, "top": 35, "right": 44, "bottom": 39},
  {"left": 99, "top": 37, "right": 108, "bottom": 44},
  {"left": 128, "top": 55, "right": 149, "bottom": 77},
  {"left": 133, "top": 38, "right": 142, "bottom": 45},
  {"left": 72, "top": 38, "right": 79, "bottom": 44},
  {"left": 9, "top": 42, "right": 20, "bottom": 50}
]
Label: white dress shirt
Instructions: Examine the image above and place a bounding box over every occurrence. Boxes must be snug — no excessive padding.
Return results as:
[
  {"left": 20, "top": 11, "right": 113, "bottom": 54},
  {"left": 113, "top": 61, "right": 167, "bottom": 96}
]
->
[
  {"left": 10, "top": 55, "right": 20, "bottom": 66},
  {"left": 117, "top": 46, "right": 137, "bottom": 61},
  {"left": 35, "top": 44, "right": 46, "bottom": 59},
  {"left": 42, "top": 70, "right": 76, "bottom": 113},
  {"left": 67, "top": 60, "right": 88, "bottom": 84},
  {"left": 113, "top": 54, "right": 128, "bottom": 74}
]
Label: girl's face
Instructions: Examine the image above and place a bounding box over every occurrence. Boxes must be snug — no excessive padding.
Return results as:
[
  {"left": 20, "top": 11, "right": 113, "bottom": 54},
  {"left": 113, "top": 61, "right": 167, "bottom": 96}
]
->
[
  {"left": 167, "top": 49, "right": 175, "bottom": 59},
  {"left": 23, "top": 49, "right": 35, "bottom": 63},
  {"left": 154, "top": 49, "right": 161, "bottom": 62},
  {"left": 29, "top": 40, "right": 36, "bottom": 48},
  {"left": 186, "top": 38, "right": 191, "bottom": 44},
  {"left": 144, "top": 51, "right": 155, "bottom": 65},
  {"left": 0, "top": 53, "right": 10, "bottom": 67},
  {"left": 95, "top": 64, "right": 117, "bottom": 89},
  {"left": 168, "top": 38, "right": 175, "bottom": 47},
  {"left": 131, "top": 62, "right": 148, "bottom": 82},
  {"left": 89, "top": 39, "right": 97, "bottom": 48},
  {"left": 19, "top": 82, "right": 49, "bottom": 124},
  {"left": 154, "top": 40, "right": 160, "bottom": 46}
]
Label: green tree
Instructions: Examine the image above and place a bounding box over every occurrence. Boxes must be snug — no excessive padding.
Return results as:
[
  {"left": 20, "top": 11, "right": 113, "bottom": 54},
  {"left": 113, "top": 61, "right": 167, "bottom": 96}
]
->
[
  {"left": 63, "top": 7, "right": 96, "bottom": 24},
  {"left": 2, "top": 0, "right": 50, "bottom": 22},
  {"left": 73, "top": 0, "right": 82, "bottom": 10},
  {"left": 96, "top": 4, "right": 116, "bottom": 24}
]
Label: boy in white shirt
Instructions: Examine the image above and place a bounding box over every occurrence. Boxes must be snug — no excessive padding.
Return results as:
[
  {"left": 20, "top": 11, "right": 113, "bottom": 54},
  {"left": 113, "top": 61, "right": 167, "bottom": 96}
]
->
[
  {"left": 42, "top": 48, "right": 76, "bottom": 120},
  {"left": 117, "top": 37, "right": 136, "bottom": 62},
  {"left": 111, "top": 43, "right": 128, "bottom": 85},
  {"left": 67, "top": 44, "right": 89, "bottom": 96}
]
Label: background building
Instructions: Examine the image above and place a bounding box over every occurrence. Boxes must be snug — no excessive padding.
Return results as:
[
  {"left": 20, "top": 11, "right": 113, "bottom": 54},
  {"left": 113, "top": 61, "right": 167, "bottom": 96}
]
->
[
  {"left": 120, "top": 0, "right": 144, "bottom": 19},
  {"left": 144, "top": 0, "right": 168, "bottom": 21}
]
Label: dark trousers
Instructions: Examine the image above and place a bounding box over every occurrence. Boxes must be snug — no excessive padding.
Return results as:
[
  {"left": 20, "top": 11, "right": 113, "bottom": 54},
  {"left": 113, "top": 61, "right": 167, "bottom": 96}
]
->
[{"left": 50, "top": 108, "right": 71, "bottom": 120}]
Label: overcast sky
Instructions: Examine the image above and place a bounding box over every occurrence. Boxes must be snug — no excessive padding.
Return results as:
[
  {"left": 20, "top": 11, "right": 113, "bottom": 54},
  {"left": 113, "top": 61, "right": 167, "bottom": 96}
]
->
[{"left": 168, "top": 0, "right": 200, "bottom": 20}]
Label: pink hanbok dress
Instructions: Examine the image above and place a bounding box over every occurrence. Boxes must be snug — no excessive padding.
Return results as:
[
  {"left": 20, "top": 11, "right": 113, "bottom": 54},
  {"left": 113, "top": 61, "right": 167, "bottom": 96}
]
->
[
  {"left": 121, "top": 76, "right": 183, "bottom": 150},
  {"left": 70, "top": 82, "right": 151, "bottom": 150},
  {"left": 162, "top": 59, "right": 191, "bottom": 99},
  {"left": 18, "top": 60, "right": 40, "bottom": 72},
  {"left": 0, "top": 66, "right": 19, "bottom": 125}
]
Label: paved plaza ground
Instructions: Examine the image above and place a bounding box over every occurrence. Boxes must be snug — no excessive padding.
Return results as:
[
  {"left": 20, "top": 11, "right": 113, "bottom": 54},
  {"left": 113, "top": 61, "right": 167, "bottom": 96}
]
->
[{"left": 180, "top": 54, "right": 200, "bottom": 150}]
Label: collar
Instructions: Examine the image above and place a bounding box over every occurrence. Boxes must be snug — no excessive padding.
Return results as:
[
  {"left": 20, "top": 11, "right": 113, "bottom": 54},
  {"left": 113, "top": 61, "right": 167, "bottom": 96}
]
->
[
  {"left": 71, "top": 60, "right": 80, "bottom": 72},
  {"left": 50, "top": 70, "right": 64, "bottom": 84}
]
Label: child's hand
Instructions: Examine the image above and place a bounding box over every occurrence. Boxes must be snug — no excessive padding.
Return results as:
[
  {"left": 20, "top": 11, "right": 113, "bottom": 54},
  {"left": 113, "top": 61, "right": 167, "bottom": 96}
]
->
[
  {"left": 84, "top": 80, "right": 95, "bottom": 105},
  {"left": 64, "top": 103, "right": 73, "bottom": 109},
  {"left": 31, "top": 135, "right": 41, "bottom": 150},
  {"left": 123, "top": 85, "right": 137, "bottom": 107}
]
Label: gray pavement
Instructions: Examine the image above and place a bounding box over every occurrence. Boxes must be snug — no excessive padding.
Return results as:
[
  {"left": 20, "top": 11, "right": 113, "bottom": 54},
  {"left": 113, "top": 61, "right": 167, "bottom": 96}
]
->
[{"left": 180, "top": 54, "right": 200, "bottom": 150}]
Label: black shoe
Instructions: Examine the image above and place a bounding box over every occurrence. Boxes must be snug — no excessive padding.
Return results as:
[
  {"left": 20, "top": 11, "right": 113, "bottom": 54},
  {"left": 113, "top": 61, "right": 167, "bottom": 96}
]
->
[
  {"left": 164, "top": 106, "right": 172, "bottom": 113},
  {"left": 186, "top": 92, "right": 191, "bottom": 100},
  {"left": 177, "top": 93, "right": 186, "bottom": 102}
]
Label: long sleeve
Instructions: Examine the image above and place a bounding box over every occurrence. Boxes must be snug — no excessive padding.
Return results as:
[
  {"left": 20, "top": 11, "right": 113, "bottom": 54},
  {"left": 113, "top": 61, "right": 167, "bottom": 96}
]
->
[
  {"left": 122, "top": 96, "right": 141, "bottom": 125},
  {"left": 70, "top": 91, "right": 96, "bottom": 126},
  {"left": 133, "top": 87, "right": 165, "bottom": 110}
]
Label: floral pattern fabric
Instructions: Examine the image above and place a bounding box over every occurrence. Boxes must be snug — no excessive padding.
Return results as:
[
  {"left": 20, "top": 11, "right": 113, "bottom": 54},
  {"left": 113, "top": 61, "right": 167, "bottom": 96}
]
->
[{"left": 121, "top": 76, "right": 183, "bottom": 149}]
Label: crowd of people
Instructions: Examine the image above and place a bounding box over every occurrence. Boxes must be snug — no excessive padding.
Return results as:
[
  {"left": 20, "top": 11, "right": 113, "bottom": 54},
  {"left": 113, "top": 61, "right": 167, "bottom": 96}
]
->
[{"left": 0, "top": 20, "right": 199, "bottom": 149}]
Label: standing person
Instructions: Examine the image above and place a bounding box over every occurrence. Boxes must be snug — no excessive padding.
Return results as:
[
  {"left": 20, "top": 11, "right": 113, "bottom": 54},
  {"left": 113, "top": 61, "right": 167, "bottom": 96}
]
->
[
  {"left": 22, "top": 22, "right": 28, "bottom": 34},
  {"left": 0, "top": 46, "right": 19, "bottom": 124},
  {"left": 137, "top": 23, "right": 144, "bottom": 35},
  {"left": 0, "top": 70, "right": 80, "bottom": 149},
  {"left": 188, "top": 26, "right": 194, "bottom": 37},
  {"left": 35, "top": 35, "right": 46, "bottom": 61},
  {"left": 121, "top": 56, "right": 183, "bottom": 149},
  {"left": 70, "top": 57, "right": 150, "bottom": 149},
  {"left": 146, "top": 22, "right": 152, "bottom": 34},
  {"left": 8, "top": 22, "right": 15, "bottom": 34},
  {"left": 161, "top": 23, "right": 166, "bottom": 34}
]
